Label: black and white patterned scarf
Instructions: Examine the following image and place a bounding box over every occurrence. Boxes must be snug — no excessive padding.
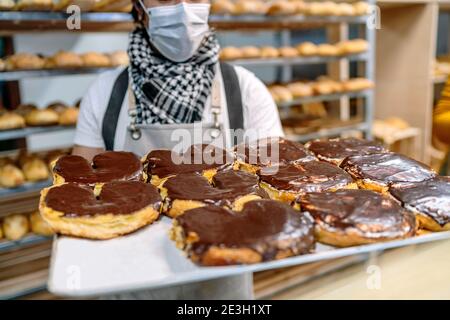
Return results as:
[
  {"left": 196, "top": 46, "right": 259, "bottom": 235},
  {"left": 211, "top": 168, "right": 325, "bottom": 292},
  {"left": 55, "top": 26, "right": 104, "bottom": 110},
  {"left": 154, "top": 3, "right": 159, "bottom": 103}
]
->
[{"left": 128, "top": 27, "right": 220, "bottom": 124}]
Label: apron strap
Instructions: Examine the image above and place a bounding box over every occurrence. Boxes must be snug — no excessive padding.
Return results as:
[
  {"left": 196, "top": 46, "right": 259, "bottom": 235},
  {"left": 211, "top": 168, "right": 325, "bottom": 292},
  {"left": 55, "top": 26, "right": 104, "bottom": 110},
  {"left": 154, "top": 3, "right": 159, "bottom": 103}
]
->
[
  {"left": 102, "top": 67, "right": 129, "bottom": 151},
  {"left": 220, "top": 62, "right": 244, "bottom": 146}
]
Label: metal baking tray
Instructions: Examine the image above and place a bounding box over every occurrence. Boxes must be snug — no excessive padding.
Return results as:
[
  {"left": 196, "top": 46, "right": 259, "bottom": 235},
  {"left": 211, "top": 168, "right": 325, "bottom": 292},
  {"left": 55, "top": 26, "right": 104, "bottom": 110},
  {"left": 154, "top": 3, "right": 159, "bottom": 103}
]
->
[{"left": 48, "top": 216, "right": 450, "bottom": 297}]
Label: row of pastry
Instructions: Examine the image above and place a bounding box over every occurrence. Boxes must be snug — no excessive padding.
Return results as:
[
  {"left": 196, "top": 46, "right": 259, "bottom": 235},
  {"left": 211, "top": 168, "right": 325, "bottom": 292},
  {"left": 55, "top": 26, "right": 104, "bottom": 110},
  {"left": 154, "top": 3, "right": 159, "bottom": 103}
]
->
[
  {"left": 0, "top": 102, "right": 79, "bottom": 131},
  {"left": 268, "top": 77, "right": 374, "bottom": 103},
  {"left": 220, "top": 39, "right": 369, "bottom": 61},
  {"left": 0, "top": 149, "right": 69, "bottom": 188},
  {"left": 0, "top": 51, "right": 128, "bottom": 71},
  {"left": 0, "top": 0, "right": 131, "bottom": 12},
  {"left": 212, "top": 0, "right": 370, "bottom": 16},
  {"left": 0, "top": 211, "right": 54, "bottom": 241},
  {"left": 39, "top": 138, "right": 449, "bottom": 266}
]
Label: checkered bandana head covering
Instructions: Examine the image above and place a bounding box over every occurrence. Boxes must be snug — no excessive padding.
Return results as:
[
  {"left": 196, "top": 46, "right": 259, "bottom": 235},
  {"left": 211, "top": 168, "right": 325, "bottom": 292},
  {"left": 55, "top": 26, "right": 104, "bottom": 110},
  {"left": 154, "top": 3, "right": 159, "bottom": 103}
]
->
[{"left": 128, "top": 27, "right": 220, "bottom": 124}]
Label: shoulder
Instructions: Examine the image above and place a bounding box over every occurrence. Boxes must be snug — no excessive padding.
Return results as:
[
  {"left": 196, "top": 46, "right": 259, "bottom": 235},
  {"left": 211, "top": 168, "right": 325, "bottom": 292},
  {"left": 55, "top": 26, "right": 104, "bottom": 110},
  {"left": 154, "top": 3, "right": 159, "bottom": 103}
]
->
[
  {"left": 90, "top": 66, "right": 127, "bottom": 94},
  {"left": 232, "top": 65, "right": 259, "bottom": 87}
]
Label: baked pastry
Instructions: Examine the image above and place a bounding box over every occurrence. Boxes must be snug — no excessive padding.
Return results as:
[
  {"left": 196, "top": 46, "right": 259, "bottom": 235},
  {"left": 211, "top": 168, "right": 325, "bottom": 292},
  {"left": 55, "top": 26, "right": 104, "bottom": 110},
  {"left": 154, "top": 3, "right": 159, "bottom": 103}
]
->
[
  {"left": 335, "top": 3, "right": 355, "bottom": 16},
  {"left": 0, "top": 112, "right": 26, "bottom": 131},
  {"left": 278, "top": 47, "right": 299, "bottom": 58},
  {"left": 340, "top": 153, "right": 436, "bottom": 193},
  {"left": 45, "top": 149, "right": 69, "bottom": 170},
  {"left": 14, "top": 103, "right": 37, "bottom": 117},
  {"left": 29, "top": 211, "right": 54, "bottom": 236},
  {"left": 161, "top": 169, "right": 267, "bottom": 218},
  {"left": 0, "top": 0, "right": 15, "bottom": 10},
  {"left": 58, "top": 107, "right": 79, "bottom": 126},
  {"left": 233, "top": 0, "right": 267, "bottom": 15},
  {"left": 80, "top": 52, "right": 111, "bottom": 68},
  {"left": 338, "top": 39, "right": 369, "bottom": 55},
  {"left": 298, "top": 189, "right": 416, "bottom": 247},
  {"left": 108, "top": 50, "right": 129, "bottom": 66},
  {"left": 297, "top": 42, "right": 318, "bottom": 56},
  {"left": 53, "top": 152, "right": 142, "bottom": 185},
  {"left": 241, "top": 46, "right": 261, "bottom": 59},
  {"left": 40, "top": 181, "right": 162, "bottom": 240},
  {"left": 45, "top": 51, "right": 83, "bottom": 69},
  {"left": 259, "top": 161, "right": 357, "bottom": 203},
  {"left": 171, "top": 199, "right": 315, "bottom": 266},
  {"left": 342, "top": 78, "right": 374, "bottom": 91},
  {"left": 353, "top": 1, "right": 370, "bottom": 16},
  {"left": 0, "top": 222, "right": 3, "bottom": 239},
  {"left": 268, "top": 85, "right": 293, "bottom": 104},
  {"left": 0, "top": 164, "right": 25, "bottom": 188},
  {"left": 317, "top": 44, "right": 340, "bottom": 56},
  {"left": 305, "top": 138, "right": 387, "bottom": 165},
  {"left": 306, "top": 1, "right": 337, "bottom": 15},
  {"left": 22, "top": 157, "right": 50, "bottom": 182},
  {"left": 260, "top": 46, "right": 280, "bottom": 59},
  {"left": 24, "top": 108, "right": 59, "bottom": 126},
  {"left": 46, "top": 101, "right": 67, "bottom": 114},
  {"left": 143, "top": 144, "right": 234, "bottom": 187},
  {"left": 286, "top": 82, "right": 314, "bottom": 98},
  {"left": 220, "top": 47, "right": 243, "bottom": 61},
  {"left": 312, "top": 81, "right": 335, "bottom": 95},
  {"left": 211, "top": 0, "right": 236, "bottom": 14},
  {"left": 16, "top": 0, "right": 53, "bottom": 10},
  {"left": 390, "top": 177, "right": 450, "bottom": 232},
  {"left": 235, "top": 137, "right": 316, "bottom": 173},
  {"left": 5, "top": 53, "right": 45, "bottom": 70},
  {"left": 3, "top": 214, "right": 29, "bottom": 241},
  {"left": 267, "top": 0, "right": 297, "bottom": 16}
]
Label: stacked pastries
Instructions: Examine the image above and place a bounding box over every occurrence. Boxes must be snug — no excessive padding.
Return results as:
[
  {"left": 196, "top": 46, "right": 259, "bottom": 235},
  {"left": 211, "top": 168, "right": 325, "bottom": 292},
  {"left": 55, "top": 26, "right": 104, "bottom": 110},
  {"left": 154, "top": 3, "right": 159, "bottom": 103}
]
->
[{"left": 38, "top": 137, "right": 449, "bottom": 266}]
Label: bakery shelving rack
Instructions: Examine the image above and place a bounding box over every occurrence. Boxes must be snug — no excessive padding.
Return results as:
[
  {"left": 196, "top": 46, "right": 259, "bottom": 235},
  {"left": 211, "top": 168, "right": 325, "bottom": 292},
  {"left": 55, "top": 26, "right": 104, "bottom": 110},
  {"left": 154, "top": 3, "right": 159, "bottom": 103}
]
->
[{"left": 0, "top": 2, "right": 375, "bottom": 299}]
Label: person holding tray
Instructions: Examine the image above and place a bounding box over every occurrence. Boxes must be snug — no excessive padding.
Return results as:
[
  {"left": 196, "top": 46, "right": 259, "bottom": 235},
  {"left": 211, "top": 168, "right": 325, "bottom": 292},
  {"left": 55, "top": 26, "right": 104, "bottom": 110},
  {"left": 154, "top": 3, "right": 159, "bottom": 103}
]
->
[{"left": 71, "top": 0, "right": 283, "bottom": 299}]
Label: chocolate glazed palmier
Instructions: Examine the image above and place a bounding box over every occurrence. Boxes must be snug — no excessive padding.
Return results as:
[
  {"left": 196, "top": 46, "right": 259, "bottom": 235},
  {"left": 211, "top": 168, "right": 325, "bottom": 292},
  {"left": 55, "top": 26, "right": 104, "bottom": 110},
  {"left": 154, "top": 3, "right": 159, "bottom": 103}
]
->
[
  {"left": 298, "top": 189, "right": 416, "bottom": 247},
  {"left": 305, "top": 138, "right": 387, "bottom": 165},
  {"left": 161, "top": 169, "right": 267, "bottom": 218},
  {"left": 40, "top": 181, "right": 162, "bottom": 240},
  {"left": 171, "top": 200, "right": 315, "bottom": 266},
  {"left": 52, "top": 152, "right": 143, "bottom": 186},
  {"left": 390, "top": 177, "right": 450, "bottom": 232},
  {"left": 143, "top": 144, "right": 234, "bottom": 187},
  {"left": 258, "top": 161, "right": 357, "bottom": 203},
  {"left": 340, "top": 153, "right": 436, "bottom": 193},
  {"left": 235, "top": 137, "right": 316, "bottom": 173}
]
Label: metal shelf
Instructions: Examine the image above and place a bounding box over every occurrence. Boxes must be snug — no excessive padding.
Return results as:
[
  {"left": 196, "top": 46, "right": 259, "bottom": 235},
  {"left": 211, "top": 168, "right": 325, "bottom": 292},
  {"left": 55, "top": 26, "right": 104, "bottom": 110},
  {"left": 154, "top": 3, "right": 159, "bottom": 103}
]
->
[
  {"left": 277, "top": 89, "right": 370, "bottom": 108},
  {"left": 228, "top": 52, "right": 369, "bottom": 67},
  {"left": 0, "top": 67, "right": 117, "bottom": 81},
  {"left": 0, "top": 125, "right": 74, "bottom": 141},
  {"left": 0, "top": 234, "right": 52, "bottom": 253},
  {"left": 286, "top": 122, "right": 369, "bottom": 142},
  {"left": 0, "top": 11, "right": 368, "bottom": 32},
  {"left": 0, "top": 179, "right": 51, "bottom": 199}
]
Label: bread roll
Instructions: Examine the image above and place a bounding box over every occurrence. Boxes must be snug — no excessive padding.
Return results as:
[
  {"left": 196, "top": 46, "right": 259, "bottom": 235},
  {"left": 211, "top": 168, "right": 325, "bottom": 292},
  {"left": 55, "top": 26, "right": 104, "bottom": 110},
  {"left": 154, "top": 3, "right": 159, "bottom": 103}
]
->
[
  {"left": 317, "top": 44, "right": 340, "bottom": 56},
  {"left": 108, "top": 50, "right": 129, "bottom": 66},
  {"left": 46, "top": 101, "right": 68, "bottom": 114},
  {"left": 16, "top": 0, "right": 53, "bottom": 11},
  {"left": 278, "top": 47, "right": 299, "bottom": 58},
  {"left": 268, "top": 85, "right": 293, "bottom": 103},
  {"left": 5, "top": 53, "right": 46, "bottom": 70},
  {"left": 3, "top": 214, "right": 29, "bottom": 241},
  {"left": 336, "top": 3, "right": 355, "bottom": 16},
  {"left": 0, "top": 112, "right": 26, "bottom": 131},
  {"left": 0, "top": 222, "right": 3, "bottom": 239},
  {"left": 353, "top": 1, "right": 370, "bottom": 15},
  {"left": 338, "top": 39, "right": 369, "bottom": 55},
  {"left": 22, "top": 157, "right": 50, "bottom": 182},
  {"left": 15, "top": 103, "right": 37, "bottom": 117},
  {"left": 0, "top": 164, "right": 25, "bottom": 188},
  {"left": 0, "top": 0, "right": 15, "bottom": 10},
  {"left": 234, "top": 0, "right": 267, "bottom": 15},
  {"left": 30, "top": 211, "right": 54, "bottom": 236},
  {"left": 312, "top": 81, "right": 335, "bottom": 95},
  {"left": 287, "top": 82, "right": 314, "bottom": 97},
  {"left": 241, "top": 46, "right": 261, "bottom": 59},
  {"left": 260, "top": 46, "right": 280, "bottom": 59},
  {"left": 267, "top": 0, "right": 297, "bottom": 16},
  {"left": 45, "top": 51, "right": 83, "bottom": 69},
  {"left": 59, "top": 107, "right": 79, "bottom": 126},
  {"left": 297, "top": 42, "right": 318, "bottom": 56},
  {"left": 342, "top": 78, "right": 374, "bottom": 91},
  {"left": 25, "top": 109, "right": 59, "bottom": 126},
  {"left": 211, "top": 0, "right": 235, "bottom": 14},
  {"left": 0, "top": 58, "right": 5, "bottom": 71},
  {"left": 220, "top": 47, "right": 243, "bottom": 61},
  {"left": 81, "top": 52, "right": 111, "bottom": 68}
]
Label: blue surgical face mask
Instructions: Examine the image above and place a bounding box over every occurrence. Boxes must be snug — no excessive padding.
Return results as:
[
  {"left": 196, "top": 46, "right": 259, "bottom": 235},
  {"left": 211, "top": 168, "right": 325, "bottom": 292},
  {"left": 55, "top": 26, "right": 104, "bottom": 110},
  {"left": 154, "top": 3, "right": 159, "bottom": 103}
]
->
[{"left": 140, "top": 1, "right": 211, "bottom": 62}]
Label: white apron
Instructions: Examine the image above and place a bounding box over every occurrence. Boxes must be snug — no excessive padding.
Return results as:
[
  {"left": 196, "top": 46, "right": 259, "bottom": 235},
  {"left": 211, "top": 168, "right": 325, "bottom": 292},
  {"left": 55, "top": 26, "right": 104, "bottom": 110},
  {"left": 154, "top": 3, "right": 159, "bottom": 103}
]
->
[{"left": 105, "top": 65, "right": 254, "bottom": 300}]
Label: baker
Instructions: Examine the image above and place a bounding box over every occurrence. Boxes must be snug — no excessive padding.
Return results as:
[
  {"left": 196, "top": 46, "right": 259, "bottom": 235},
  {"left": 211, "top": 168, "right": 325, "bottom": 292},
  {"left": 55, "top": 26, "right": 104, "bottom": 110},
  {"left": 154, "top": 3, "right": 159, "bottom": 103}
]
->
[{"left": 72, "top": 0, "right": 283, "bottom": 299}]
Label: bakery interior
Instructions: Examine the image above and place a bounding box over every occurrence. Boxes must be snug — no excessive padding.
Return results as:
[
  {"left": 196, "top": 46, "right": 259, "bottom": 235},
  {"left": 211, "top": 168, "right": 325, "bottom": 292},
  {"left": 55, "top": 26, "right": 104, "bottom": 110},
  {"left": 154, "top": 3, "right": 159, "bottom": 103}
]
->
[{"left": 0, "top": 0, "right": 449, "bottom": 300}]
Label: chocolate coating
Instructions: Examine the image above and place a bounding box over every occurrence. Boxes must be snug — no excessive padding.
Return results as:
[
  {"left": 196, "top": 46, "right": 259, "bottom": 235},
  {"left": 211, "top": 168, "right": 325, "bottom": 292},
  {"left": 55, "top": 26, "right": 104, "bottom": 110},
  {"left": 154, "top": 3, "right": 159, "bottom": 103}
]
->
[
  {"left": 340, "top": 153, "right": 435, "bottom": 185},
  {"left": 45, "top": 181, "right": 162, "bottom": 217},
  {"left": 390, "top": 177, "right": 450, "bottom": 226},
  {"left": 235, "top": 137, "right": 315, "bottom": 166},
  {"left": 145, "top": 144, "right": 234, "bottom": 179},
  {"left": 164, "top": 170, "right": 267, "bottom": 206},
  {"left": 299, "top": 189, "right": 416, "bottom": 237},
  {"left": 259, "top": 161, "right": 353, "bottom": 193},
  {"left": 177, "top": 200, "right": 315, "bottom": 260},
  {"left": 306, "top": 138, "right": 387, "bottom": 163},
  {"left": 54, "top": 152, "right": 142, "bottom": 184}
]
